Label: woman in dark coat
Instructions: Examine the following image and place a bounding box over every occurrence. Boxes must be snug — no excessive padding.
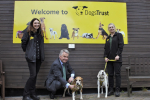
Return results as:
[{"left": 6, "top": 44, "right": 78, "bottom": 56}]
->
[
  {"left": 104, "top": 23, "right": 124, "bottom": 97},
  {"left": 21, "top": 18, "right": 45, "bottom": 100}
]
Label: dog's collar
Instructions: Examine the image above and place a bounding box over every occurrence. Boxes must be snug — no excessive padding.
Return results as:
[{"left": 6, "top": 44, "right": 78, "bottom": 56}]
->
[
  {"left": 71, "top": 84, "right": 82, "bottom": 92},
  {"left": 99, "top": 78, "right": 105, "bottom": 86},
  {"left": 100, "top": 77, "right": 104, "bottom": 79},
  {"left": 99, "top": 77, "right": 105, "bottom": 83},
  {"left": 100, "top": 79, "right": 104, "bottom": 82}
]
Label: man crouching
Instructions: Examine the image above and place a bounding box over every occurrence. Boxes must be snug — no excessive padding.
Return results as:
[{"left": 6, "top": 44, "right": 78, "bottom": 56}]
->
[{"left": 45, "top": 49, "right": 75, "bottom": 99}]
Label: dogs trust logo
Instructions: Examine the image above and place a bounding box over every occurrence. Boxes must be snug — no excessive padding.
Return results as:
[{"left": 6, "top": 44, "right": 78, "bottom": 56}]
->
[
  {"left": 72, "top": 6, "right": 109, "bottom": 16},
  {"left": 72, "top": 6, "right": 88, "bottom": 16}
]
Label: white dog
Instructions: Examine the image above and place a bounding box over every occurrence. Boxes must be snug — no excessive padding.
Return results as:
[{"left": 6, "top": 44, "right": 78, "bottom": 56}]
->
[
  {"left": 49, "top": 28, "right": 58, "bottom": 39},
  {"left": 97, "top": 70, "right": 108, "bottom": 98},
  {"left": 63, "top": 76, "right": 83, "bottom": 100},
  {"left": 116, "top": 29, "right": 125, "bottom": 38}
]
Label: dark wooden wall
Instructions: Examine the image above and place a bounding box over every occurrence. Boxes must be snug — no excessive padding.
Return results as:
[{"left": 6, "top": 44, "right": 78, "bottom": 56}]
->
[{"left": 0, "top": 0, "right": 150, "bottom": 88}]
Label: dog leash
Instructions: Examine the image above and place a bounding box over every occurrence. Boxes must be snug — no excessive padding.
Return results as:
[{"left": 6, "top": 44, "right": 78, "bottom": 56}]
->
[{"left": 104, "top": 59, "right": 116, "bottom": 71}]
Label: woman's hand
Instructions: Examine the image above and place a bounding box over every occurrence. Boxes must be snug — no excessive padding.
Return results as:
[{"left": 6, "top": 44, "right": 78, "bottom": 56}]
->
[
  {"left": 105, "top": 58, "right": 109, "bottom": 62},
  {"left": 115, "top": 55, "right": 120, "bottom": 60}
]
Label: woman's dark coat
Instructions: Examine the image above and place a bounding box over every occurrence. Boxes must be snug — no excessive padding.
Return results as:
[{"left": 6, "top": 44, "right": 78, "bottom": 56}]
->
[
  {"left": 104, "top": 32, "right": 124, "bottom": 62},
  {"left": 21, "top": 28, "right": 45, "bottom": 62}
]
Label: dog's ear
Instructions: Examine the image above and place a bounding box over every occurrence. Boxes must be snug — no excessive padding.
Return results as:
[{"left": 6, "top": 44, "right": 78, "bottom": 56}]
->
[
  {"left": 83, "top": 6, "right": 88, "bottom": 9},
  {"left": 81, "top": 78, "right": 83, "bottom": 84},
  {"left": 104, "top": 71, "right": 106, "bottom": 75},
  {"left": 72, "top": 78, "right": 76, "bottom": 85},
  {"left": 106, "top": 74, "right": 108, "bottom": 78},
  {"left": 97, "top": 73, "right": 100, "bottom": 78},
  {"left": 72, "top": 6, "right": 78, "bottom": 9}
]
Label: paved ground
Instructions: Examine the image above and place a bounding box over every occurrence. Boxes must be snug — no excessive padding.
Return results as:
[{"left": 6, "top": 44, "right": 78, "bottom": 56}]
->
[{"left": 2, "top": 90, "right": 150, "bottom": 100}]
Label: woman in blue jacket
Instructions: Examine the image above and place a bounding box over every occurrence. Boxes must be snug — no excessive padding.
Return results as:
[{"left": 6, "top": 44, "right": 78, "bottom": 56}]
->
[
  {"left": 104, "top": 23, "right": 124, "bottom": 97},
  {"left": 21, "top": 18, "right": 45, "bottom": 100}
]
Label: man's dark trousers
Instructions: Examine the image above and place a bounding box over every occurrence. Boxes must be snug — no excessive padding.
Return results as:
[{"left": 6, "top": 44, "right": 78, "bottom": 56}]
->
[{"left": 46, "top": 74, "right": 71, "bottom": 94}]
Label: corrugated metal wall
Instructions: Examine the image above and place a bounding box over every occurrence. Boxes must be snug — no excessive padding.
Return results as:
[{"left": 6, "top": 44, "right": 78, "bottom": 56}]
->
[{"left": 0, "top": 0, "right": 150, "bottom": 88}]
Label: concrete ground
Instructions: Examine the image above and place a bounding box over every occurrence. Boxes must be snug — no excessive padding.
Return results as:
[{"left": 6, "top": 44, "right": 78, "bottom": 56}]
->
[{"left": 2, "top": 90, "right": 150, "bottom": 100}]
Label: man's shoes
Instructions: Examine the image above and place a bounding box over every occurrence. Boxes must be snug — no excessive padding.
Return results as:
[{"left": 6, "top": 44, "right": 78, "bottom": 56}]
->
[
  {"left": 65, "top": 92, "right": 72, "bottom": 97},
  {"left": 30, "top": 94, "right": 40, "bottom": 100},
  {"left": 49, "top": 92, "right": 55, "bottom": 99},
  {"left": 22, "top": 96, "right": 33, "bottom": 100},
  {"left": 115, "top": 87, "right": 120, "bottom": 97},
  {"left": 107, "top": 87, "right": 114, "bottom": 96}
]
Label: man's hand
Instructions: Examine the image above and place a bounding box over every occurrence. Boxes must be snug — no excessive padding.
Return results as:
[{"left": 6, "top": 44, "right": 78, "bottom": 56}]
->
[
  {"left": 115, "top": 55, "right": 119, "bottom": 60},
  {"left": 68, "top": 77, "right": 74, "bottom": 83},
  {"left": 69, "top": 85, "right": 74, "bottom": 89},
  {"left": 105, "top": 58, "right": 109, "bottom": 62}
]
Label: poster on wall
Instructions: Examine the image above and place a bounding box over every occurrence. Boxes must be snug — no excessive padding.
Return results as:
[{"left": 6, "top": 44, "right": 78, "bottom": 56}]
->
[{"left": 13, "top": 1, "right": 128, "bottom": 44}]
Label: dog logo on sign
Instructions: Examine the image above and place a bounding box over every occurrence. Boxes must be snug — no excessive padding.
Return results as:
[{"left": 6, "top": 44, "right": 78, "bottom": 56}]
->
[{"left": 72, "top": 6, "right": 88, "bottom": 16}]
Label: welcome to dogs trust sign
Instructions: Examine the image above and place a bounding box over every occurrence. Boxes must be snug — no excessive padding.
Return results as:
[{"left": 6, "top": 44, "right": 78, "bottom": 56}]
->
[{"left": 13, "top": 1, "right": 128, "bottom": 44}]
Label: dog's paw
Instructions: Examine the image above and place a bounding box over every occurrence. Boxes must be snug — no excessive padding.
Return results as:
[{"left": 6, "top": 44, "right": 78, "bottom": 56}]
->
[
  {"left": 105, "top": 96, "right": 107, "bottom": 98},
  {"left": 80, "top": 98, "right": 83, "bottom": 100},
  {"left": 97, "top": 96, "right": 100, "bottom": 98}
]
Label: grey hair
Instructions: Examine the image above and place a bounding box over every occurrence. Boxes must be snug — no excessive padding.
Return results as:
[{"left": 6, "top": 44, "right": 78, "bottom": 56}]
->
[
  {"left": 108, "top": 23, "right": 116, "bottom": 29},
  {"left": 59, "top": 49, "right": 69, "bottom": 56}
]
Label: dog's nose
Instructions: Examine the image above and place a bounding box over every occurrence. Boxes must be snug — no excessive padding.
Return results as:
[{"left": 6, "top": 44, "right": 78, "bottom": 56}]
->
[
  {"left": 77, "top": 83, "right": 79, "bottom": 85},
  {"left": 102, "top": 72, "right": 104, "bottom": 75},
  {"left": 80, "top": 12, "right": 83, "bottom": 15}
]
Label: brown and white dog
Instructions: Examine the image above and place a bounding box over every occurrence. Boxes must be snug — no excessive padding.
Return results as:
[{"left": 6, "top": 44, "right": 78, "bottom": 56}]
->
[
  {"left": 63, "top": 76, "right": 83, "bottom": 100},
  {"left": 71, "top": 28, "right": 80, "bottom": 40},
  {"left": 16, "top": 22, "right": 30, "bottom": 39},
  {"left": 16, "top": 30, "right": 23, "bottom": 39},
  {"left": 40, "top": 17, "right": 48, "bottom": 39}
]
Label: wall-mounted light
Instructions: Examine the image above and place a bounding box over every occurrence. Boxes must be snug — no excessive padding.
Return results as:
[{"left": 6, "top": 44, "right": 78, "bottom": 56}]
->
[{"left": 68, "top": 44, "right": 75, "bottom": 49}]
